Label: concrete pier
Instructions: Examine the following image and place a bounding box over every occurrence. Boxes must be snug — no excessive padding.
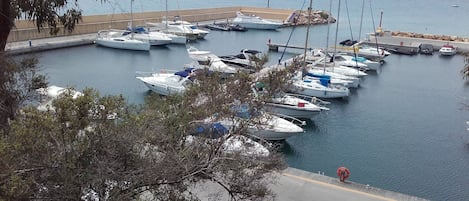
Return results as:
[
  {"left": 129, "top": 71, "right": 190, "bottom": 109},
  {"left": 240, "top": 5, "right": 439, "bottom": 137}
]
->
[
  {"left": 363, "top": 32, "right": 469, "bottom": 55},
  {"left": 194, "top": 167, "right": 429, "bottom": 201}
]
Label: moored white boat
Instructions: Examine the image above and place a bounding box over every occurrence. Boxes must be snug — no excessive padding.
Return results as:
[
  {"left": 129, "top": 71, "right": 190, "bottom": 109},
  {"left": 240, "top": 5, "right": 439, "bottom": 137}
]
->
[
  {"left": 95, "top": 30, "right": 150, "bottom": 51},
  {"left": 126, "top": 27, "right": 172, "bottom": 46},
  {"left": 232, "top": 11, "right": 283, "bottom": 30},
  {"left": 265, "top": 93, "right": 330, "bottom": 118},
  {"left": 187, "top": 46, "right": 238, "bottom": 74},
  {"left": 218, "top": 111, "right": 304, "bottom": 141},
  {"left": 290, "top": 73, "right": 350, "bottom": 99},
  {"left": 439, "top": 44, "right": 457, "bottom": 56},
  {"left": 219, "top": 49, "right": 262, "bottom": 70},
  {"left": 136, "top": 68, "right": 195, "bottom": 96},
  {"left": 187, "top": 122, "right": 270, "bottom": 157},
  {"left": 307, "top": 68, "right": 361, "bottom": 88}
]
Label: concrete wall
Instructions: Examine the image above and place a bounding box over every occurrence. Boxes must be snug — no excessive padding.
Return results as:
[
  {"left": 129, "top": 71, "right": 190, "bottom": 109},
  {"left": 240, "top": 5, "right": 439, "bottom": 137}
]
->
[{"left": 8, "top": 7, "right": 294, "bottom": 42}]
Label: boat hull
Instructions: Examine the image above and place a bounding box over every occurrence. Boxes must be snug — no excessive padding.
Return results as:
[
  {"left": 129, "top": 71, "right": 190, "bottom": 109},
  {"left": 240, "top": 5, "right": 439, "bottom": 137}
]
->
[
  {"left": 95, "top": 37, "right": 150, "bottom": 51},
  {"left": 265, "top": 104, "right": 320, "bottom": 119}
]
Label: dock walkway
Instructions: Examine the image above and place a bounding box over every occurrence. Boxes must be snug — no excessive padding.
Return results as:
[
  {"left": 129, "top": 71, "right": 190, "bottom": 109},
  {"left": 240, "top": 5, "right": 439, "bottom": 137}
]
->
[
  {"left": 365, "top": 34, "right": 469, "bottom": 54},
  {"left": 195, "top": 167, "right": 429, "bottom": 201}
]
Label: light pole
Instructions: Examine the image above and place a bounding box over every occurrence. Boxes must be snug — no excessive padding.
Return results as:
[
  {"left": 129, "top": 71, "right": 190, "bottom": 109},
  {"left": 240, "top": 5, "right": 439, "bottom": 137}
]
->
[{"left": 267, "top": 0, "right": 270, "bottom": 8}]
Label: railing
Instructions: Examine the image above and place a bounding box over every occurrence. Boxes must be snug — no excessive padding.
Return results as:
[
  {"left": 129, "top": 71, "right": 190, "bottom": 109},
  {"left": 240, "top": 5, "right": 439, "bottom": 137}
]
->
[{"left": 271, "top": 113, "right": 306, "bottom": 127}]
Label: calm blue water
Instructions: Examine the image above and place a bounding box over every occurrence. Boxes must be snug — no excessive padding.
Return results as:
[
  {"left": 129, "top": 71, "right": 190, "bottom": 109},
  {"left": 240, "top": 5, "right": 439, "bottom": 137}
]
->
[{"left": 32, "top": 1, "right": 469, "bottom": 200}]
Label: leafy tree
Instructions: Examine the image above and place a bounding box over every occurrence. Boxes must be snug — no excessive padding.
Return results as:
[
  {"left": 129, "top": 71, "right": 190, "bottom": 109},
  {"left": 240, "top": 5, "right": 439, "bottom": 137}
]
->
[
  {"left": 1, "top": 0, "right": 90, "bottom": 51},
  {"left": 0, "top": 57, "right": 303, "bottom": 200},
  {"left": 0, "top": 54, "right": 47, "bottom": 135}
]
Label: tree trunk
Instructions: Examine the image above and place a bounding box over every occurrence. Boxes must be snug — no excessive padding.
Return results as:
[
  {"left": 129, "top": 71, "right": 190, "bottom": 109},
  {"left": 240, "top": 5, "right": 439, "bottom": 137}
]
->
[{"left": 0, "top": 0, "right": 12, "bottom": 52}]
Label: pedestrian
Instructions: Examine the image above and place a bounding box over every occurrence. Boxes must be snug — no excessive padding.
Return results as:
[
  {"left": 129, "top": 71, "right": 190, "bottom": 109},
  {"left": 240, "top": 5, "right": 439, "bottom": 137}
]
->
[{"left": 337, "top": 167, "right": 350, "bottom": 182}]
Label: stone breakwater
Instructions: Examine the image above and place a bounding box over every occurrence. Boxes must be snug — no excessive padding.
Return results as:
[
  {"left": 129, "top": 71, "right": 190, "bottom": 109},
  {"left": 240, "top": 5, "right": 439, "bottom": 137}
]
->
[
  {"left": 287, "top": 10, "right": 336, "bottom": 25},
  {"left": 391, "top": 31, "right": 469, "bottom": 42}
]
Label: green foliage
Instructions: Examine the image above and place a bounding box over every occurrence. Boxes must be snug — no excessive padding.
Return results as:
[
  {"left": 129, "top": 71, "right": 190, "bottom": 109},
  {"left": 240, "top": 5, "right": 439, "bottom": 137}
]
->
[
  {"left": 0, "top": 48, "right": 305, "bottom": 200},
  {"left": 10, "top": 0, "right": 84, "bottom": 35},
  {"left": 0, "top": 54, "right": 47, "bottom": 134}
]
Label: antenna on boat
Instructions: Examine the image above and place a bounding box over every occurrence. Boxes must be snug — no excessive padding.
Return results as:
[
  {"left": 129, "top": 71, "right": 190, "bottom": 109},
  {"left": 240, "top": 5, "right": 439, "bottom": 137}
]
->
[{"left": 302, "top": 0, "right": 313, "bottom": 78}]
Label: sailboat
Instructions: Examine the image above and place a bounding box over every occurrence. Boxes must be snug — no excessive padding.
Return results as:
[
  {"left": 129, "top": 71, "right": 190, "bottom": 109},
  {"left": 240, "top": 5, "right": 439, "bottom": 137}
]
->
[
  {"left": 145, "top": 0, "right": 195, "bottom": 43},
  {"left": 290, "top": 0, "right": 350, "bottom": 99},
  {"left": 95, "top": 0, "right": 151, "bottom": 51}
]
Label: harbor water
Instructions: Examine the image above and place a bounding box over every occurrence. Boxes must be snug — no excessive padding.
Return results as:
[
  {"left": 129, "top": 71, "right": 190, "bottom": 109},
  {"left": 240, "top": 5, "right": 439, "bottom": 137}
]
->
[{"left": 28, "top": 1, "right": 469, "bottom": 200}]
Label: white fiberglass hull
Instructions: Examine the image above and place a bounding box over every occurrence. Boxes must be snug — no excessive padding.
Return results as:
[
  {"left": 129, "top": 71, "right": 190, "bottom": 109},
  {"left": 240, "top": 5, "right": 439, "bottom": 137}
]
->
[
  {"left": 219, "top": 115, "right": 303, "bottom": 141},
  {"left": 234, "top": 22, "right": 282, "bottom": 30},
  {"left": 265, "top": 104, "right": 321, "bottom": 118},
  {"left": 95, "top": 37, "right": 150, "bottom": 51},
  {"left": 136, "top": 73, "right": 186, "bottom": 96},
  {"left": 292, "top": 80, "right": 350, "bottom": 99}
]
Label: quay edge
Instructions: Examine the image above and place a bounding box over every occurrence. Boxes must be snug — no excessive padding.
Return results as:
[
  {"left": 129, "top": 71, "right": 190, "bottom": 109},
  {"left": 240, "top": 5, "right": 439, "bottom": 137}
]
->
[
  {"left": 363, "top": 31, "right": 469, "bottom": 55},
  {"left": 8, "top": 6, "right": 331, "bottom": 43},
  {"left": 193, "top": 167, "right": 429, "bottom": 201}
]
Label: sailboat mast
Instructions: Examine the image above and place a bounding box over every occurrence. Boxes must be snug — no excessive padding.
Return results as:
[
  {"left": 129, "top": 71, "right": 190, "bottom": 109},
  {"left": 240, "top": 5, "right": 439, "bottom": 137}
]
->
[
  {"left": 358, "top": 0, "right": 365, "bottom": 42},
  {"left": 323, "top": 0, "right": 333, "bottom": 74},
  {"left": 165, "top": 0, "right": 168, "bottom": 29},
  {"left": 302, "top": 0, "right": 313, "bottom": 77},
  {"left": 130, "top": 0, "right": 134, "bottom": 39},
  {"left": 332, "top": 0, "right": 341, "bottom": 66}
]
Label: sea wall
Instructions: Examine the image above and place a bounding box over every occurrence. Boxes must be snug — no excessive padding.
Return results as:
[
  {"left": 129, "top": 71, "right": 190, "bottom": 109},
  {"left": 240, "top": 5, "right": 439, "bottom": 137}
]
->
[
  {"left": 390, "top": 31, "right": 469, "bottom": 43},
  {"left": 8, "top": 7, "right": 334, "bottom": 42}
]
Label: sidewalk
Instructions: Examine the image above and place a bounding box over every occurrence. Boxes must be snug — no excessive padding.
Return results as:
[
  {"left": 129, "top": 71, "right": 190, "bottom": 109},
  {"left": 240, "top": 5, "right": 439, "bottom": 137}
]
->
[
  {"left": 194, "top": 167, "right": 429, "bottom": 201},
  {"left": 5, "top": 34, "right": 96, "bottom": 55}
]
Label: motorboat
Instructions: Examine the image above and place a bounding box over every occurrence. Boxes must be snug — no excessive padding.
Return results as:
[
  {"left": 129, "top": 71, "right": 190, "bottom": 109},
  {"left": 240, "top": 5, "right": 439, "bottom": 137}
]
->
[
  {"left": 252, "top": 85, "right": 329, "bottom": 118},
  {"left": 36, "top": 85, "right": 83, "bottom": 112},
  {"left": 205, "top": 23, "right": 231, "bottom": 31},
  {"left": 36, "top": 85, "right": 117, "bottom": 119},
  {"left": 126, "top": 27, "right": 172, "bottom": 46},
  {"left": 265, "top": 93, "right": 330, "bottom": 118},
  {"left": 147, "top": 22, "right": 199, "bottom": 41},
  {"left": 219, "top": 49, "right": 262, "bottom": 70},
  {"left": 95, "top": 30, "right": 150, "bottom": 51},
  {"left": 217, "top": 105, "right": 304, "bottom": 141},
  {"left": 169, "top": 20, "right": 210, "bottom": 39},
  {"left": 439, "top": 44, "right": 457, "bottom": 56},
  {"left": 333, "top": 54, "right": 380, "bottom": 71},
  {"left": 205, "top": 23, "right": 247, "bottom": 32},
  {"left": 312, "top": 49, "right": 378, "bottom": 71},
  {"left": 136, "top": 68, "right": 195, "bottom": 96},
  {"left": 187, "top": 46, "right": 238, "bottom": 74},
  {"left": 290, "top": 72, "right": 350, "bottom": 99},
  {"left": 232, "top": 11, "right": 283, "bottom": 30},
  {"left": 353, "top": 44, "right": 391, "bottom": 60},
  {"left": 187, "top": 122, "right": 270, "bottom": 157}
]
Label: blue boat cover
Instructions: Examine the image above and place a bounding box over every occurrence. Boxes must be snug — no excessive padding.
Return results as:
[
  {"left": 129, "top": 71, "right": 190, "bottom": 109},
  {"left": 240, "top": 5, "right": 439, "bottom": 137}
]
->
[
  {"left": 174, "top": 68, "right": 196, "bottom": 77},
  {"left": 319, "top": 77, "right": 330, "bottom": 87},
  {"left": 192, "top": 122, "right": 228, "bottom": 139},
  {"left": 351, "top": 57, "right": 367, "bottom": 63},
  {"left": 306, "top": 73, "right": 331, "bottom": 79}
]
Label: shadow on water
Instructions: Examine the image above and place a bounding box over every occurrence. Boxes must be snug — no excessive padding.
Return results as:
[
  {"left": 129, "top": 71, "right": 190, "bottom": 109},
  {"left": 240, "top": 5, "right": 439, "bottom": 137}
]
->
[{"left": 276, "top": 140, "right": 297, "bottom": 156}]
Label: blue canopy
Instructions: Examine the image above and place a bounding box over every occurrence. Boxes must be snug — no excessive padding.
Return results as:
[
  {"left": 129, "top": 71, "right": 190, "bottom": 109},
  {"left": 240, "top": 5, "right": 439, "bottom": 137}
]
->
[
  {"left": 174, "top": 68, "right": 196, "bottom": 78},
  {"left": 192, "top": 122, "right": 228, "bottom": 139}
]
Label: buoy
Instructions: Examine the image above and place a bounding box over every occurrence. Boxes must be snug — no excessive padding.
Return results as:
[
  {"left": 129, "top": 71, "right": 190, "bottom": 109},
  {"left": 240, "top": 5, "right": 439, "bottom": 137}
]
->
[{"left": 337, "top": 167, "right": 350, "bottom": 182}]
